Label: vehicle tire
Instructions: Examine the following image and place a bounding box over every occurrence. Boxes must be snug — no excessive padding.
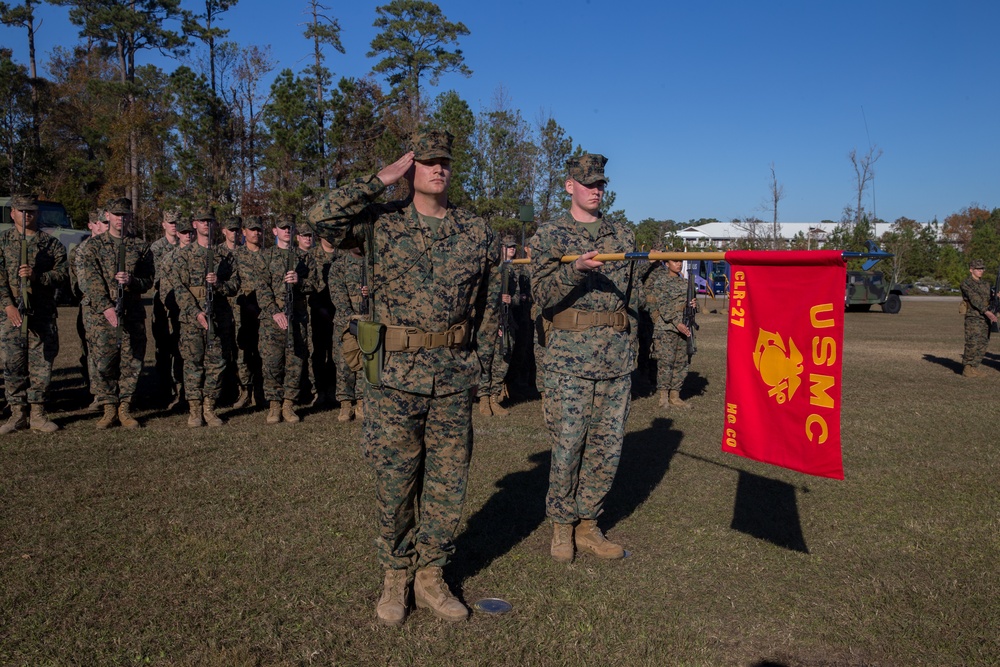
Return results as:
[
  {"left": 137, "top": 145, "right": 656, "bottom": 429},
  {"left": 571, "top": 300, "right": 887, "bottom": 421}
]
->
[{"left": 882, "top": 294, "right": 902, "bottom": 314}]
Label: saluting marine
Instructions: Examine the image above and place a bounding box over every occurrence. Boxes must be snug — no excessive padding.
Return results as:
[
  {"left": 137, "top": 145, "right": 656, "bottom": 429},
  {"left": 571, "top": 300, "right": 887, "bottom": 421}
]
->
[
  {"left": 0, "top": 194, "right": 69, "bottom": 434},
  {"left": 308, "top": 129, "right": 498, "bottom": 627}
]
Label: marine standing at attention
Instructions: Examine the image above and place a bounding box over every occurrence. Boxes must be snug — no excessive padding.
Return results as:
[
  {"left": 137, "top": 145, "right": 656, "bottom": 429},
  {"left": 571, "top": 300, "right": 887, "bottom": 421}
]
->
[
  {"left": 0, "top": 194, "right": 68, "bottom": 434},
  {"left": 308, "top": 129, "right": 497, "bottom": 626},
  {"left": 959, "top": 258, "right": 997, "bottom": 377},
  {"left": 532, "top": 154, "right": 641, "bottom": 564},
  {"left": 76, "top": 197, "right": 154, "bottom": 429}
]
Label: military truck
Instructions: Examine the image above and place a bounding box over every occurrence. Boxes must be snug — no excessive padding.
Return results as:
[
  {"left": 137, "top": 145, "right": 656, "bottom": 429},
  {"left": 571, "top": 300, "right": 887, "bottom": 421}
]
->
[
  {"left": 845, "top": 270, "right": 904, "bottom": 314},
  {"left": 0, "top": 196, "right": 90, "bottom": 256}
]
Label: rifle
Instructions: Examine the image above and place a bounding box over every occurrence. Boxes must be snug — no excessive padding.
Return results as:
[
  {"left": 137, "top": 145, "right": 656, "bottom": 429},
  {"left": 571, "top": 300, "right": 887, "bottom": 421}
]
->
[
  {"left": 17, "top": 218, "right": 29, "bottom": 348},
  {"left": 115, "top": 238, "right": 126, "bottom": 349},
  {"left": 285, "top": 221, "right": 296, "bottom": 349},
  {"left": 990, "top": 270, "right": 1000, "bottom": 335},
  {"left": 499, "top": 261, "right": 515, "bottom": 362},
  {"left": 204, "top": 218, "right": 215, "bottom": 349},
  {"left": 683, "top": 262, "right": 699, "bottom": 362}
]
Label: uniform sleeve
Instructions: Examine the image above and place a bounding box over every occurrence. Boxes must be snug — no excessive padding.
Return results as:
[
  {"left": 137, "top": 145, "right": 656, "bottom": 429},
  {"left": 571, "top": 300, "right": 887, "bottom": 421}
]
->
[
  {"left": 474, "top": 225, "right": 501, "bottom": 378},
  {"left": 37, "top": 236, "right": 69, "bottom": 290},
  {"left": 0, "top": 238, "right": 13, "bottom": 311},
  {"left": 216, "top": 250, "right": 240, "bottom": 298},
  {"left": 530, "top": 226, "right": 588, "bottom": 311},
  {"left": 77, "top": 240, "right": 115, "bottom": 313},
  {"left": 307, "top": 174, "right": 386, "bottom": 247},
  {"left": 130, "top": 243, "right": 155, "bottom": 295}
]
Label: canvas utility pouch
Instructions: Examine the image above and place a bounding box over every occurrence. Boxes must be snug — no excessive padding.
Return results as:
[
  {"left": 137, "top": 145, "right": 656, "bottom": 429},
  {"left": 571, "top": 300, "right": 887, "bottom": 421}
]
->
[
  {"left": 356, "top": 320, "right": 387, "bottom": 387},
  {"left": 341, "top": 320, "right": 363, "bottom": 373},
  {"left": 959, "top": 300, "right": 968, "bottom": 315}
]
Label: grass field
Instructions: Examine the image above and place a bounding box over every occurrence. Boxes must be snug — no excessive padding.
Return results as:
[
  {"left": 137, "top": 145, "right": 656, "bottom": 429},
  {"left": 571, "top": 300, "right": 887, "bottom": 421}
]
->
[{"left": 1, "top": 299, "right": 997, "bottom": 666}]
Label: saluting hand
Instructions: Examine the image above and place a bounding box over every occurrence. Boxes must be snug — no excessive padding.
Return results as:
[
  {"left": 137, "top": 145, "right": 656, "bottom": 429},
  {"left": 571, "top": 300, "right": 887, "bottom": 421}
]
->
[{"left": 378, "top": 151, "right": 415, "bottom": 187}]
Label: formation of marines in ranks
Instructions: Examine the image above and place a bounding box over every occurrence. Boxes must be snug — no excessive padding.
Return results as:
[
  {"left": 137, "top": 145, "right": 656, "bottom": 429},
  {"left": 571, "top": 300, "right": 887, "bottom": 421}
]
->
[{"left": 0, "top": 187, "right": 698, "bottom": 435}]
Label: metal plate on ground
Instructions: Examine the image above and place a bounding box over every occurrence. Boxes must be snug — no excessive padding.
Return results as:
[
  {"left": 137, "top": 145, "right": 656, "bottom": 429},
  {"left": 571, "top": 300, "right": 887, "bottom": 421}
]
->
[
  {"left": 623, "top": 550, "right": 632, "bottom": 558},
  {"left": 473, "top": 598, "right": 513, "bottom": 614}
]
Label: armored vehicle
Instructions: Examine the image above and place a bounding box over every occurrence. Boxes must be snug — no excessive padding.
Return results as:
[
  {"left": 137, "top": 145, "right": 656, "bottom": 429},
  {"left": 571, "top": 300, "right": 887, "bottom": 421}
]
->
[{"left": 845, "top": 270, "right": 904, "bottom": 314}]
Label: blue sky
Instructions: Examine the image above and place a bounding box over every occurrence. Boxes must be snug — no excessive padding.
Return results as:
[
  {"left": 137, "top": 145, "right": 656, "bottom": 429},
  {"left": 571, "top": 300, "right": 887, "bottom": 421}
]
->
[{"left": 3, "top": 0, "right": 997, "bottom": 226}]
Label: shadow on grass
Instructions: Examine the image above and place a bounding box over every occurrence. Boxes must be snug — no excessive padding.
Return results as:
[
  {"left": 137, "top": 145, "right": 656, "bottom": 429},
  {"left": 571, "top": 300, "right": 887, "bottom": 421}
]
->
[
  {"left": 451, "top": 449, "right": 551, "bottom": 584},
  {"left": 731, "top": 471, "right": 809, "bottom": 553},
  {"left": 682, "top": 371, "right": 709, "bottom": 400},
  {"left": 922, "top": 353, "right": 963, "bottom": 374},
  {"left": 601, "top": 416, "right": 681, "bottom": 532}
]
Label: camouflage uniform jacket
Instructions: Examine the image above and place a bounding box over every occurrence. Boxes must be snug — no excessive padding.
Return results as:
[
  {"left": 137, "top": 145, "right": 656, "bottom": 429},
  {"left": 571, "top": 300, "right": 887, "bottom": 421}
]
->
[
  {"left": 76, "top": 232, "right": 154, "bottom": 319},
  {"left": 150, "top": 236, "right": 178, "bottom": 294},
  {"left": 308, "top": 173, "right": 498, "bottom": 396},
  {"left": 328, "top": 248, "right": 366, "bottom": 320},
  {"left": 255, "top": 246, "right": 319, "bottom": 320},
  {"left": 643, "top": 263, "right": 687, "bottom": 334},
  {"left": 69, "top": 237, "right": 91, "bottom": 302},
  {"left": 961, "top": 275, "right": 992, "bottom": 319},
  {"left": 0, "top": 228, "right": 68, "bottom": 318},
  {"left": 234, "top": 245, "right": 264, "bottom": 309},
  {"left": 531, "top": 212, "right": 641, "bottom": 380},
  {"left": 168, "top": 242, "right": 240, "bottom": 326},
  {"left": 309, "top": 244, "right": 336, "bottom": 317}
]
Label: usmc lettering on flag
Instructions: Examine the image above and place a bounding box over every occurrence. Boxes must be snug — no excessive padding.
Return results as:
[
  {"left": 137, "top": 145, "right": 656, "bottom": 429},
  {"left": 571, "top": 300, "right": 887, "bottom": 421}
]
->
[{"left": 721, "top": 250, "right": 847, "bottom": 479}]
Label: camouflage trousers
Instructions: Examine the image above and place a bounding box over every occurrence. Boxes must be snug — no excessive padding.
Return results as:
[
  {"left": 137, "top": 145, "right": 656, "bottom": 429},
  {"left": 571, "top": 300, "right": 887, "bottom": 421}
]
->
[
  {"left": 260, "top": 315, "right": 308, "bottom": 402},
  {"left": 236, "top": 306, "right": 262, "bottom": 389},
  {"left": 962, "top": 315, "right": 990, "bottom": 366},
  {"left": 543, "top": 372, "right": 631, "bottom": 523},
  {"left": 333, "top": 318, "right": 359, "bottom": 401},
  {"left": 652, "top": 330, "right": 690, "bottom": 392},
  {"left": 87, "top": 313, "right": 146, "bottom": 405},
  {"left": 1, "top": 315, "right": 58, "bottom": 405},
  {"left": 310, "top": 308, "right": 335, "bottom": 397},
  {"left": 179, "top": 322, "right": 228, "bottom": 402},
  {"left": 363, "top": 383, "right": 473, "bottom": 570},
  {"left": 479, "top": 330, "right": 510, "bottom": 399},
  {"left": 152, "top": 294, "right": 182, "bottom": 391}
]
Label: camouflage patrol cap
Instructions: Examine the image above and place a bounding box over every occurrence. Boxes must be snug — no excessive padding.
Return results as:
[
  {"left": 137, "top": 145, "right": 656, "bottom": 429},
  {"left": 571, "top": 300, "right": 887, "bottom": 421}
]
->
[
  {"left": 501, "top": 235, "right": 517, "bottom": 247},
  {"left": 104, "top": 197, "right": 133, "bottom": 215},
  {"left": 192, "top": 206, "right": 216, "bottom": 222},
  {"left": 223, "top": 216, "right": 243, "bottom": 230},
  {"left": 162, "top": 208, "right": 182, "bottom": 224},
  {"left": 88, "top": 209, "right": 103, "bottom": 224},
  {"left": 244, "top": 215, "right": 264, "bottom": 231},
  {"left": 275, "top": 213, "right": 296, "bottom": 229},
  {"left": 970, "top": 258, "right": 985, "bottom": 270},
  {"left": 10, "top": 193, "right": 39, "bottom": 211},
  {"left": 411, "top": 128, "right": 454, "bottom": 161},
  {"left": 567, "top": 153, "right": 609, "bottom": 186},
  {"left": 176, "top": 218, "right": 194, "bottom": 234}
]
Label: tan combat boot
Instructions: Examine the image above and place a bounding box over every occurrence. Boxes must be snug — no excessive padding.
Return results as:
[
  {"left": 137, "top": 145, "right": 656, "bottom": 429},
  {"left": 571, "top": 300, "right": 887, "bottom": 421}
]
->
[
  {"left": 0, "top": 405, "right": 30, "bottom": 434},
  {"left": 551, "top": 522, "right": 575, "bottom": 563},
  {"left": 203, "top": 399, "right": 224, "bottom": 427},
  {"left": 118, "top": 402, "right": 140, "bottom": 429},
  {"left": 187, "top": 400, "right": 204, "bottom": 428},
  {"left": 658, "top": 390, "right": 670, "bottom": 408},
  {"left": 266, "top": 400, "right": 281, "bottom": 424},
  {"left": 489, "top": 396, "right": 509, "bottom": 417},
  {"left": 575, "top": 519, "right": 625, "bottom": 560},
  {"left": 337, "top": 401, "right": 353, "bottom": 422},
  {"left": 281, "top": 399, "right": 300, "bottom": 423},
  {"left": 376, "top": 569, "right": 410, "bottom": 627},
  {"left": 231, "top": 385, "right": 251, "bottom": 409},
  {"left": 413, "top": 567, "right": 468, "bottom": 622},
  {"left": 96, "top": 403, "right": 118, "bottom": 429},
  {"left": 354, "top": 400, "right": 363, "bottom": 421},
  {"left": 29, "top": 404, "right": 59, "bottom": 433},
  {"left": 478, "top": 397, "right": 492, "bottom": 415},
  {"left": 668, "top": 390, "right": 690, "bottom": 409},
  {"left": 963, "top": 365, "right": 982, "bottom": 377}
]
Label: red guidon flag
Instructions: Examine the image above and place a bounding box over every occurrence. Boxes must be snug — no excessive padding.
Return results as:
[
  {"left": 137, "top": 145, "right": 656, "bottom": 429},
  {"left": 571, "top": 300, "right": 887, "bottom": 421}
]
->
[{"left": 721, "top": 250, "right": 846, "bottom": 479}]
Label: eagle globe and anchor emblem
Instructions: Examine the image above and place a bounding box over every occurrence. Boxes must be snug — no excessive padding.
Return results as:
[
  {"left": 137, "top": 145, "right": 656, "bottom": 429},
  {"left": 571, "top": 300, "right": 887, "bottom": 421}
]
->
[{"left": 752, "top": 328, "right": 804, "bottom": 404}]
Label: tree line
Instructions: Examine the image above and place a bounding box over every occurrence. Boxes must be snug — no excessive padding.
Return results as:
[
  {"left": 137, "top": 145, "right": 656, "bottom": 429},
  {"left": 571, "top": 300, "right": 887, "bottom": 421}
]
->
[{"left": 2, "top": 0, "right": 996, "bottom": 287}]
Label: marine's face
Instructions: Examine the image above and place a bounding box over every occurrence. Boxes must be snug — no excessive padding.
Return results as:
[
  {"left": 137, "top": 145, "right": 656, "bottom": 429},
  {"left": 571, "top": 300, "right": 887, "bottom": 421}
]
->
[
  {"left": 297, "top": 233, "right": 314, "bottom": 250},
  {"left": 107, "top": 212, "right": 130, "bottom": 237},
  {"left": 222, "top": 227, "right": 242, "bottom": 246},
  {"left": 412, "top": 158, "right": 452, "bottom": 196},
  {"left": 667, "top": 259, "right": 684, "bottom": 275},
  {"left": 244, "top": 228, "right": 262, "bottom": 247},
  {"left": 10, "top": 208, "right": 37, "bottom": 232},
  {"left": 566, "top": 178, "right": 605, "bottom": 215},
  {"left": 273, "top": 225, "right": 292, "bottom": 245}
]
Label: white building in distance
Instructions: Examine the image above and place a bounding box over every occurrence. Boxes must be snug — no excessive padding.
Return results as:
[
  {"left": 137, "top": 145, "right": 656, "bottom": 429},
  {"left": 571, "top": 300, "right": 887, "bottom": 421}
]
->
[{"left": 677, "top": 221, "right": 896, "bottom": 249}]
